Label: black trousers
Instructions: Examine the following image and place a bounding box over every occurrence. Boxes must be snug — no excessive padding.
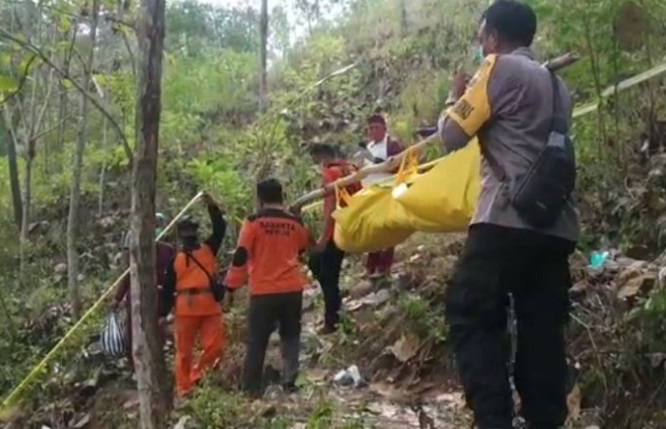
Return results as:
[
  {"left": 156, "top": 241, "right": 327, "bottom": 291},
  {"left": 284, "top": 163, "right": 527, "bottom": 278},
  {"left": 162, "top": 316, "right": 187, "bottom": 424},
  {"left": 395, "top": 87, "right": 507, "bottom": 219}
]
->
[
  {"left": 308, "top": 240, "right": 344, "bottom": 329},
  {"left": 241, "top": 291, "right": 302, "bottom": 394},
  {"left": 445, "top": 224, "right": 574, "bottom": 429}
]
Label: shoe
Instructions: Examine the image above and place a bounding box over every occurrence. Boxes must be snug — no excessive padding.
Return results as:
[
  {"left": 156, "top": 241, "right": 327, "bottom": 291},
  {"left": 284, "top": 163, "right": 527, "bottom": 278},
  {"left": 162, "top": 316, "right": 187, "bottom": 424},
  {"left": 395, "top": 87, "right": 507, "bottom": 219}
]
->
[{"left": 317, "top": 325, "right": 337, "bottom": 335}]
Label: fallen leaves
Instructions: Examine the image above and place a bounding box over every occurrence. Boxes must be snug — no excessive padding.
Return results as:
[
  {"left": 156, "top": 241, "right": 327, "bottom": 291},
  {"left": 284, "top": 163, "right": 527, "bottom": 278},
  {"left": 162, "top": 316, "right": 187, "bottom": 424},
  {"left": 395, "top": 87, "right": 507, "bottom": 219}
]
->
[
  {"left": 386, "top": 334, "right": 420, "bottom": 363},
  {"left": 616, "top": 260, "right": 657, "bottom": 300}
]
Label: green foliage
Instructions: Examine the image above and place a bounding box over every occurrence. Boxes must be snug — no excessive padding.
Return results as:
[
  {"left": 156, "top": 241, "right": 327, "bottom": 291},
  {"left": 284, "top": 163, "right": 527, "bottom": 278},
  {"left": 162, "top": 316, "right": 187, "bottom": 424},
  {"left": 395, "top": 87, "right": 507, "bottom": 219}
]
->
[
  {"left": 181, "top": 385, "right": 249, "bottom": 428},
  {"left": 399, "top": 294, "right": 447, "bottom": 342}
]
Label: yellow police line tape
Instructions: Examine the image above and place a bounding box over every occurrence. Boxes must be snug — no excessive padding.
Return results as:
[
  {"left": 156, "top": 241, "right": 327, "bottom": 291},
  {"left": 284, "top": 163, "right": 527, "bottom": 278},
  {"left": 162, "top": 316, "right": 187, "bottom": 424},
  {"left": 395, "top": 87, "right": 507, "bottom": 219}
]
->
[
  {"left": 0, "top": 191, "right": 205, "bottom": 412},
  {"left": 2, "top": 59, "right": 666, "bottom": 413}
]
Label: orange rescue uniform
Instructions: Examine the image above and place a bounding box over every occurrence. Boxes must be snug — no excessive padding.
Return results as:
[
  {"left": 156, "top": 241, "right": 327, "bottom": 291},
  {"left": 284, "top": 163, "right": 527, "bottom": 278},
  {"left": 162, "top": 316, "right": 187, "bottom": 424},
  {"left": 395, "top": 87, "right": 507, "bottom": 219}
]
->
[
  {"left": 162, "top": 204, "right": 226, "bottom": 397},
  {"left": 225, "top": 208, "right": 311, "bottom": 294},
  {"left": 224, "top": 207, "right": 312, "bottom": 393}
]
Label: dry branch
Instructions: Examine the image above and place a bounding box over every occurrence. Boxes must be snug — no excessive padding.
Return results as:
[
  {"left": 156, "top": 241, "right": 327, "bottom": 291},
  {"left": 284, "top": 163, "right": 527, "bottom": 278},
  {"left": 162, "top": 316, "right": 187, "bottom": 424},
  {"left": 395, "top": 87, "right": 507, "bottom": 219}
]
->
[{"left": 290, "top": 53, "right": 580, "bottom": 209}]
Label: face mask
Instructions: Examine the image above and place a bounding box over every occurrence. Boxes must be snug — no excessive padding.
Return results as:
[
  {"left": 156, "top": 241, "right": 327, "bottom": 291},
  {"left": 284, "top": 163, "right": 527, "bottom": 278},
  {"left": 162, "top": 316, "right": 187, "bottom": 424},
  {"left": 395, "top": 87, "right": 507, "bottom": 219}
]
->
[
  {"left": 182, "top": 236, "right": 198, "bottom": 249},
  {"left": 473, "top": 45, "right": 484, "bottom": 65}
]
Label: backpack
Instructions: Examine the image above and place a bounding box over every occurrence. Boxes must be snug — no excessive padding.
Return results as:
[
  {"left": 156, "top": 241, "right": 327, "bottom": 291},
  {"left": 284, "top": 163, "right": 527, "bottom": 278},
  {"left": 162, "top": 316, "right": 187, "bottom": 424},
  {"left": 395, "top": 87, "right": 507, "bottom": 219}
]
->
[{"left": 492, "top": 71, "right": 576, "bottom": 228}]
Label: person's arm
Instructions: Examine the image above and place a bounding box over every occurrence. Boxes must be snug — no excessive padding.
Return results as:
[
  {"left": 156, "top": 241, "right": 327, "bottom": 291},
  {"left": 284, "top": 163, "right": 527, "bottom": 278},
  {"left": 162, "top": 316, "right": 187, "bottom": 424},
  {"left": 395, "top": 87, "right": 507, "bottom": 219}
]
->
[
  {"left": 160, "top": 257, "right": 176, "bottom": 318},
  {"left": 300, "top": 223, "right": 315, "bottom": 253},
  {"left": 204, "top": 201, "right": 226, "bottom": 255},
  {"left": 224, "top": 219, "right": 255, "bottom": 290},
  {"left": 387, "top": 138, "right": 404, "bottom": 174},
  {"left": 437, "top": 55, "right": 504, "bottom": 153},
  {"left": 113, "top": 252, "right": 131, "bottom": 307},
  {"left": 317, "top": 168, "right": 339, "bottom": 247}
]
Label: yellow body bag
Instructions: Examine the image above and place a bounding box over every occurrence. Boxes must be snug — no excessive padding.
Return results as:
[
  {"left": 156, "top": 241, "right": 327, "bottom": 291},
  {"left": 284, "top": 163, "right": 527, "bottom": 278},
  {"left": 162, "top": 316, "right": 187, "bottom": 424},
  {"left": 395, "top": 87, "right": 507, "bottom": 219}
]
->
[
  {"left": 332, "top": 177, "right": 414, "bottom": 254},
  {"left": 393, "top": 138, "right": 481, "bottom": 232}
]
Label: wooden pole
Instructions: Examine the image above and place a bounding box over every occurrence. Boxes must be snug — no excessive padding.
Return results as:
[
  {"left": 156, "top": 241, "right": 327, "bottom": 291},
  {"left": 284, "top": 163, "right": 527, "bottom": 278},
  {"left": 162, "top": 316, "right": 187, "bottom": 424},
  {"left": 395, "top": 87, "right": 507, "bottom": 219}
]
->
[{"left": 289, "top": 53, "right": 580, "bottom": 210}]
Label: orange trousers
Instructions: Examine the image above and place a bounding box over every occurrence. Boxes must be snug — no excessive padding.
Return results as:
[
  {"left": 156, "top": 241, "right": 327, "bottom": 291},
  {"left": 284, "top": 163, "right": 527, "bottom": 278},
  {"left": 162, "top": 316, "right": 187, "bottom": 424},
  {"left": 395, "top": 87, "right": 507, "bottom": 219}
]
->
[{"left": 174, "top": 314, "right": 225, "bottom": 396}]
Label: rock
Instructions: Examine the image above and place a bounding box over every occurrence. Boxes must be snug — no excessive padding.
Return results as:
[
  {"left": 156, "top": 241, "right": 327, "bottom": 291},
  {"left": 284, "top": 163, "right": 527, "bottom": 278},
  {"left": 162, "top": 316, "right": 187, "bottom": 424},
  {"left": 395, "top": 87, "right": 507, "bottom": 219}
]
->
[
  {"left": 347, "top": 289, "right": 391, "bottom": 312},
  {"left": 616, "top": 257, "right": 642, "bottom": 269},
  {"left": 173, "top": 416, "right": 191, "bottom": 429},
  {"left": 348, "top": 280, "right": 374, "bottom": 300},
  {"left": 604, "top": 260, "right": 620, "bottom": 272},
  {"left": 72, "top": 414, "right": 90, "bottom": 428},
  {"left": 361, "top": 289, "right": 390, "bottom": 307}
]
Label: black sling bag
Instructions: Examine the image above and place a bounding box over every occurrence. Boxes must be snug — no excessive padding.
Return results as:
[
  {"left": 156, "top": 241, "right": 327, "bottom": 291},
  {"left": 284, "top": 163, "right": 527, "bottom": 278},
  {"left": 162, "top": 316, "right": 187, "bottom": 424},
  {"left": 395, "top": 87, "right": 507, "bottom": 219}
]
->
[{"left": 492, "top": 71, "right": 576, "bottom": 228}]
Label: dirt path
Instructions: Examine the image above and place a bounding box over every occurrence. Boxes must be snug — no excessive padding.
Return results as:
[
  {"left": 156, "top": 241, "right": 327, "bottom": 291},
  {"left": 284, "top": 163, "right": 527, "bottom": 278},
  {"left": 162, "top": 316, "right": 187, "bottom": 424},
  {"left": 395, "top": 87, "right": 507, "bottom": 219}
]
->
[{"left": 273, "top": 280, "right": 472, "bottom": 429}]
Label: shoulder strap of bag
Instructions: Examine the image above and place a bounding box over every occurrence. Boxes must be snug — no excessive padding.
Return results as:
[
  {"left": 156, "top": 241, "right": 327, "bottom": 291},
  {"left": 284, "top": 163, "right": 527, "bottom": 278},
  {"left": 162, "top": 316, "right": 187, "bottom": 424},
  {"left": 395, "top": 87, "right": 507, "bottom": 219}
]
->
[{"left": 184, "top": 251, "right": 214, "bottom": 288}]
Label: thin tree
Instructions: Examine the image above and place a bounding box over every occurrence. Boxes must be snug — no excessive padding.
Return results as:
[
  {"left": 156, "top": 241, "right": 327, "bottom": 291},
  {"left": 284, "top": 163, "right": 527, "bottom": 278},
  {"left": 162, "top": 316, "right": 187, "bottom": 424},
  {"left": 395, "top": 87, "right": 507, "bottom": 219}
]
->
[
  {"left": 66, "top": 0, "right": 100, "bottom": 319},
  {"left": 259, "top": 0, "right": 268, "bottom": 112},
  {"left": 130, "top": 0, "right": 170, "bottom": 423}
]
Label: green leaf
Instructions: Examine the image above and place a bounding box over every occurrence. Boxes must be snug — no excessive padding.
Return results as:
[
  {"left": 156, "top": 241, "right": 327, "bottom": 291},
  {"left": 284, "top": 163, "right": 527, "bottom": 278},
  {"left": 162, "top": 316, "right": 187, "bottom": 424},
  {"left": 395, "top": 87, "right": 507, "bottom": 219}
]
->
[
  {"left": 58, "top": 15, "right": 72, "bottom": 33},
  {"left": 0, "top": 53, "right": 11, "bottom": 67},
  {"left": 92, "top": 73, "right": 108, "bottom": 86},
  {"left": 0, "top": 75, "right": 19, "bottom": 91}
]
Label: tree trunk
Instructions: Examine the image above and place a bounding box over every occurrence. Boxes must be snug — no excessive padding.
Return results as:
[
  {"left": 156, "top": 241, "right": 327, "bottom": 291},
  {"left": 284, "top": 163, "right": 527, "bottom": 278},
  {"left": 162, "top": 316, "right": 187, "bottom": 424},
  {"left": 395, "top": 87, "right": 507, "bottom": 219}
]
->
[
  {"left": 1, "top": 123, "right": 22, "bottom": 229},
  {"left": 98, "top": 117, "right": 108, "bottom": 216},
  {"left": 19, "top": 147, "right": 33, "bottom": 279},
  {"left": 66, "top": 0, "right": 99, "bottom": 319},
  {"left": 132, "top": 0, "right": 170, "bottom": 424},
  {"left": 259, "top": 0, "right": 269, "bottom": 112},
  {"left": 54, "top": 85, "right": 68, "bottom": 171},
  {"left": 399, "top": 0, "right": 408, "bottom": 34}
]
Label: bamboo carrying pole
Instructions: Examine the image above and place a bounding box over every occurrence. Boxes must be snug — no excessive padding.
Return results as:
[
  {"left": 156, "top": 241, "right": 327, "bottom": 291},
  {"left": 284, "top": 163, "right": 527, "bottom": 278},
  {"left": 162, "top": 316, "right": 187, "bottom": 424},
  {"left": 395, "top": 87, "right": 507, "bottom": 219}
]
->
[{"left": 290, "top": 53, "right": 580, "bottom": 210}]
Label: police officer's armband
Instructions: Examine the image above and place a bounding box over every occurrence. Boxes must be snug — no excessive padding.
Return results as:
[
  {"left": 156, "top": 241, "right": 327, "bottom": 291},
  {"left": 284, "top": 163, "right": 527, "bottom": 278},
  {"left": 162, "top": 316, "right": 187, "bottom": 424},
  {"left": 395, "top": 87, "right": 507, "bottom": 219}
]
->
[{"left": 446, "top": 54, "right": 498, "bottom": 137}]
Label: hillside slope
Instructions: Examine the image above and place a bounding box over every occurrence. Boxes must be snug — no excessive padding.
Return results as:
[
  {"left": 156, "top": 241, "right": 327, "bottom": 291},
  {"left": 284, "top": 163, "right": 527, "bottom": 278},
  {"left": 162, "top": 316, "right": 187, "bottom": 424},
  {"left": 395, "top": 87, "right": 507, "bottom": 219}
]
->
[{"left": 1, "top": 0, "right": 666, "bottom": 427}]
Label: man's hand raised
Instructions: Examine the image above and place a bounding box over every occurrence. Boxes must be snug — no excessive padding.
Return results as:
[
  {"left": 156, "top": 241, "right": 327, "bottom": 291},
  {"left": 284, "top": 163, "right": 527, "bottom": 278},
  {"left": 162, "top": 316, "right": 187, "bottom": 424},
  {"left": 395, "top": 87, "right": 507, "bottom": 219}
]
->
[
  {"left": 452, "top": 72, "right": 470, "bottom": 101},
  {"left": 201, "top": 192, "right": 216, "bottom": 206},
  {"left": 202, "top": 192, "right": 225, "bottom": 213}
]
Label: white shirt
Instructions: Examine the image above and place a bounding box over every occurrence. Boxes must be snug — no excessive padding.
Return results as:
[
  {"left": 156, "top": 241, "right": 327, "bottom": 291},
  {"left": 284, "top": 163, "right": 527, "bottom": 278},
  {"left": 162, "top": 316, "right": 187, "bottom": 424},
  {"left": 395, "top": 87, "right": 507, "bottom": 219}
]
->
[{"left": 361, "top": 135, "right": 392, "bottom": 187}]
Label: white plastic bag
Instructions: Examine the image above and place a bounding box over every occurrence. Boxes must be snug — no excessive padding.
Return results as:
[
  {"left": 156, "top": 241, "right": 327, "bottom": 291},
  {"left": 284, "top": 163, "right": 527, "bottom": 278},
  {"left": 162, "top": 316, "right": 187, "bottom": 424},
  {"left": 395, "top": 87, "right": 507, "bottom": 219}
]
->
[{"left": 100, "top": 311, "right": 127, "bottom": 358}]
